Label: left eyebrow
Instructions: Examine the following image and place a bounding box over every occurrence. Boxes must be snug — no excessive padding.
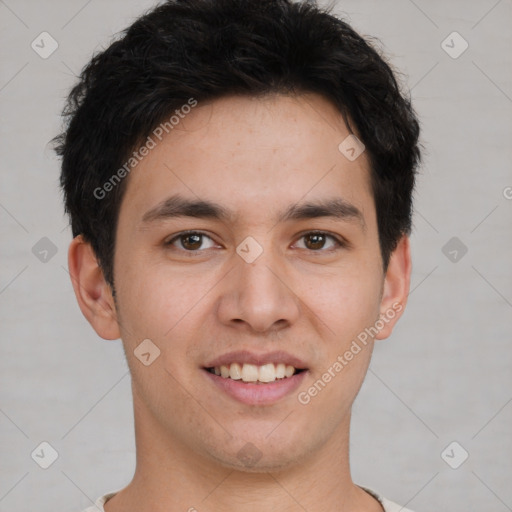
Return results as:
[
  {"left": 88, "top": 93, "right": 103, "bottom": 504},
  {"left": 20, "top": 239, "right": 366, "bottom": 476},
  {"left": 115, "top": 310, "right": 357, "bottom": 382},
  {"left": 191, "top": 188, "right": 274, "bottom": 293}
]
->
[
  {"left": 277, "top": 198, "right": 366, "bottom": 231},
  {"left": 139, "top": 194, "right": 366, "bottom": 231}
]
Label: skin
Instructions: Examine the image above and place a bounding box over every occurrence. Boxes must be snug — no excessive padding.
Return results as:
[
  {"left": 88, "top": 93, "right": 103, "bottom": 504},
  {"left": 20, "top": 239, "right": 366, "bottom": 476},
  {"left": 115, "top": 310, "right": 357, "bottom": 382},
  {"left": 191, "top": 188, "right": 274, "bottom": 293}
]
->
[{"left": 69, "top": 93, "right": 411, "bottom": 512}]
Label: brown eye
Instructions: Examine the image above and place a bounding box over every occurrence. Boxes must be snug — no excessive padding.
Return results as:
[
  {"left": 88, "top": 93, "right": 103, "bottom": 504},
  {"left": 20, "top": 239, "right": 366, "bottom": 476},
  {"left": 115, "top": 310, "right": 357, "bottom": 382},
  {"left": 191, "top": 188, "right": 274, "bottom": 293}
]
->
[
  {"left": 305, "top": 233, "right": 327, "bottom": 250},
  {"left": 295, "top": 232, "right": 343, "bottom": 251},
  {"left": 181, "top": 233, "right": 203, "bottom": 250},
  {"left": 165, "top": 231, "right": 216, "bottom": 251}
]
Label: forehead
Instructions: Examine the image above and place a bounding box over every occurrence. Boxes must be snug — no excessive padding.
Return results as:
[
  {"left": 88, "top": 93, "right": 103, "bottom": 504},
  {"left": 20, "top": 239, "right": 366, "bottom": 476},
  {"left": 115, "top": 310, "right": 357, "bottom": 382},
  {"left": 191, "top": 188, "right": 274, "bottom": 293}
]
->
[{"left": 118, "top": 93, "right": 375, "bottom": 229}]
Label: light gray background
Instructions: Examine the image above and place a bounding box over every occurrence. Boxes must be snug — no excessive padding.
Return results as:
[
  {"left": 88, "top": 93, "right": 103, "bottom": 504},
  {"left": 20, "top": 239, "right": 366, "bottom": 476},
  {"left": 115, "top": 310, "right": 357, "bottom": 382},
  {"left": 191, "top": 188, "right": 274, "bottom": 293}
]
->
[{"left": 1, "top": 0, "right": 511, "bottom": 510}]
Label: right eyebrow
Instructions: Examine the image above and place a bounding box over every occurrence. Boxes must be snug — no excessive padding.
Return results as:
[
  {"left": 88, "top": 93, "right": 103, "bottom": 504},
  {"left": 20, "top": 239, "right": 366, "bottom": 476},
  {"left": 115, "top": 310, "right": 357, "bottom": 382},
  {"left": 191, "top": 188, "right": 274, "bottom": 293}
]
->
[{"left": 140, "top": 194, "right": 235, "bottom": 225}]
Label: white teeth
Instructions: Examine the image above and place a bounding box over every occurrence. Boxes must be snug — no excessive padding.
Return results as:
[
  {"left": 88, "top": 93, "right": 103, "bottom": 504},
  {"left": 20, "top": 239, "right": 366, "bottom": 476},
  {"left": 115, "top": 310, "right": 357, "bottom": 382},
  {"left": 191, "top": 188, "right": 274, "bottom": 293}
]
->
[
  {"left": 241, "top": 364, "right": 259, "bottom": 382},
  {"left": 213, "top": 363, "right": 300, "bottom": 383},
  {"left": 229, "top": 363, "right": 242, "bottom": 380},
  {"left": 258, "top": 363, "right": 276, "bottom": 383},
  {"left": 284, "top": 364, "right": 295, "bottom": 378},
  {"left": 275, "top": 363, "right": 286, "bottom": 379}
]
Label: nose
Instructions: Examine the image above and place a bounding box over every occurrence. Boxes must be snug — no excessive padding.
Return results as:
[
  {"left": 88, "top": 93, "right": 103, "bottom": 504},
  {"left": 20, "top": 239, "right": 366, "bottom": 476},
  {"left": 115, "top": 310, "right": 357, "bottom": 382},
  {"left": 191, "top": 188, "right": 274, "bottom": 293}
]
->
[{"left": 216, "top": 246, "right": 301, "bottom": 334}]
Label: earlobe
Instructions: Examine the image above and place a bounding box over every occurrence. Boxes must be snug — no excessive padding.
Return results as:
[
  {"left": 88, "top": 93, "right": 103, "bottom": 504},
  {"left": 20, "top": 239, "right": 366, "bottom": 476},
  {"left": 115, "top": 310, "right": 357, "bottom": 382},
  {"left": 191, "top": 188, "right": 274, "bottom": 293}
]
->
[
  {"left": 67, "top": 235, "right": 120, "bottom": 340},
  {"left": 375, "top": 235, "right": 412, "bottom": 340}
]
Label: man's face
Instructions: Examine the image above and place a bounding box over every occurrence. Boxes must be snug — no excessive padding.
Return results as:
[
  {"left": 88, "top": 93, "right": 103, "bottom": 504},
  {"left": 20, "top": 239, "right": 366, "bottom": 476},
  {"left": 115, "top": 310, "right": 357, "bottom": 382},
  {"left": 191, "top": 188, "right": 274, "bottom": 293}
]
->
[{"left": 109, "top": 93, "right": 402, "bottom": 471}]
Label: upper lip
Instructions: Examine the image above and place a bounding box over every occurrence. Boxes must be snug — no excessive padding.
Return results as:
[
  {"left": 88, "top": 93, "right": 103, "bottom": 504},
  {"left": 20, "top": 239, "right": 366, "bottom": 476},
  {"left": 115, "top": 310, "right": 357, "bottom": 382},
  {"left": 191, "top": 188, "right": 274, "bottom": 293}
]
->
[{"left": 204, "top": 350, "right": 308, "bottom": 369}]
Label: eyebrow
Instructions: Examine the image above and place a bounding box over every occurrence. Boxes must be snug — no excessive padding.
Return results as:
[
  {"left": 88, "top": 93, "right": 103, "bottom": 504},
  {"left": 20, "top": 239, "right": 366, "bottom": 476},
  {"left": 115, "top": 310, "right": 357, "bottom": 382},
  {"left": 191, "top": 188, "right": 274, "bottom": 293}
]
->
[{"left": 140, "top": 194, "right": 366, "bottom": 231}]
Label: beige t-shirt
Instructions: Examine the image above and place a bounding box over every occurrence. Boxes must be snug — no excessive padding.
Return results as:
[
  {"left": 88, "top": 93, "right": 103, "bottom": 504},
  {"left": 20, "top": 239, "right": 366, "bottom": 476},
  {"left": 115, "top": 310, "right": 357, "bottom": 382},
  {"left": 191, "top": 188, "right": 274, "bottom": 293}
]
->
[{"left": 80, "top": 487, "right": 415, "bottom": 512}]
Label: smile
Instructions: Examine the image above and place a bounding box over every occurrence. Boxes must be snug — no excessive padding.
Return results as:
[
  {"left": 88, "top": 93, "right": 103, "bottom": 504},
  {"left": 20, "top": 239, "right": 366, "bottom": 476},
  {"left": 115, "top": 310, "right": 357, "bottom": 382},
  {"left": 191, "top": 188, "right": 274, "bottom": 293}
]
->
[
  {"left": 203, "top": 366, "right": 308, "bottom": 405},
  {"left": 206, "top": 362, "right": 304, "bottom": 384}
]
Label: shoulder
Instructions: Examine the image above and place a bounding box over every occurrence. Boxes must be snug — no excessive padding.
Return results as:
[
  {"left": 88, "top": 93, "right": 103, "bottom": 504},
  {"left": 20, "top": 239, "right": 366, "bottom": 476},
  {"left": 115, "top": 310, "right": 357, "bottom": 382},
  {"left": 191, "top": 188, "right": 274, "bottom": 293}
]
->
[
  {"left": 361, "top": 486, "right": 416, "bottom": 512},
  {"left": 79, "top": 490, "right": 119, "bottom": 512}
]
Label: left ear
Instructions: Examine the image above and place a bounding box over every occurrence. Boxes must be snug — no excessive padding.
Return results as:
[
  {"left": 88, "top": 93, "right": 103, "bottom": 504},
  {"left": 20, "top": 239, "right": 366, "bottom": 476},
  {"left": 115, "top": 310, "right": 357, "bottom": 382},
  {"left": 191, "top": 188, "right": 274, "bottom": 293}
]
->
[{"left": 375, "top": 235, "right": 412, "bottom": 340}]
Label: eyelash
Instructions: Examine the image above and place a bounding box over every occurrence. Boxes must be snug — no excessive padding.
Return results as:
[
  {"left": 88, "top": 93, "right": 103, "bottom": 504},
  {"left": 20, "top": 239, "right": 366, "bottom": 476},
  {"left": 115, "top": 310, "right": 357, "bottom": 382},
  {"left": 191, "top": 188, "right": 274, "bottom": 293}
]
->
[{"left": 164, "top": 230, "right": 347, "bottom": 253}]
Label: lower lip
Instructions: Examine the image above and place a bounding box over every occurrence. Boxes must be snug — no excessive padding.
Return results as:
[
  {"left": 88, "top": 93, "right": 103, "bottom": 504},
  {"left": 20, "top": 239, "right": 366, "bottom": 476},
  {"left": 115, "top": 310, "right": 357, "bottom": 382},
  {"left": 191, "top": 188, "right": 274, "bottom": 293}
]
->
[{"left": 203, "top": 369, "right": 308, "bottom": 405}]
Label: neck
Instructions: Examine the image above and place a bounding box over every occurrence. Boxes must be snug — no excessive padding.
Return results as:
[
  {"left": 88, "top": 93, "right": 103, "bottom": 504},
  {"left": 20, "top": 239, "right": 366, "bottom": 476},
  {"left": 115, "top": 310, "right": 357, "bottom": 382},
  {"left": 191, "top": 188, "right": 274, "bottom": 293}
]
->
[{"left": 104, "top": 388, "right": 383, "bottom": 512}]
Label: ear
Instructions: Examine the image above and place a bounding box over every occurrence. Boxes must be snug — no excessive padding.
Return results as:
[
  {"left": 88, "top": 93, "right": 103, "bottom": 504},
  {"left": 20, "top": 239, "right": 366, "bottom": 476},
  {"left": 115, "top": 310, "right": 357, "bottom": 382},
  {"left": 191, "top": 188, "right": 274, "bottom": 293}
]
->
[
  {"left": 375, "top": 235, "right": 412, "bottom": 340},
  {"left": 67, "top": 235, "right": 120, "bottom": 340}
]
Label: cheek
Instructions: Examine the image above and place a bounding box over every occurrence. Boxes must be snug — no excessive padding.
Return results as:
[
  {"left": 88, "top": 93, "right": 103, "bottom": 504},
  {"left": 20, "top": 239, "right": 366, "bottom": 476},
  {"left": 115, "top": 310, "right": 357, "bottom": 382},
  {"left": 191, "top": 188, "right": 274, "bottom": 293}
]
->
[
  {"left": 115, "top": 247, "right": 188, "bottom": 328},
  {"left": 114, "top": 257, "right": 217, "bottom": 361},
  {"left": 302, "top": 267, "right": 383, "bottom": 342}
]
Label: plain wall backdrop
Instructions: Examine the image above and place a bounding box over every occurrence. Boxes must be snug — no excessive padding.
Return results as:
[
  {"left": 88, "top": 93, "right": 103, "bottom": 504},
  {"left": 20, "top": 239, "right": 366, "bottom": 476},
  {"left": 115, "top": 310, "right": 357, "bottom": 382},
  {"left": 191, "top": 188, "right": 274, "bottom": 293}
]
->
[{"left": 1, "top": 0, "right": 511, "bottom": 510}]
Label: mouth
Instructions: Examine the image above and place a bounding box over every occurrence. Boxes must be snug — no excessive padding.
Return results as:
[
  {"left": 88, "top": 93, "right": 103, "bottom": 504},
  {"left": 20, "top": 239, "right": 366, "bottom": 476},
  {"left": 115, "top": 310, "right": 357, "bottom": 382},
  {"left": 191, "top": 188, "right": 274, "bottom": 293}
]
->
[
  {"left": 202, "top": 352, "right": 309, "bottom": 405},
  {"left": 205, "top": 362, "right": 306, "bottom": 384}
]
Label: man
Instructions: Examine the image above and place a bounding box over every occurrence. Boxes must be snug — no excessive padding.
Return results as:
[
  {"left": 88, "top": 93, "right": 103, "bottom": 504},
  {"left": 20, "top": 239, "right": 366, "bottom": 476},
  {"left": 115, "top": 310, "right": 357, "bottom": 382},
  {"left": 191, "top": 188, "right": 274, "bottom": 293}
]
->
[{"left": 54, "top": 0, "right": 421, "bottom": 510}]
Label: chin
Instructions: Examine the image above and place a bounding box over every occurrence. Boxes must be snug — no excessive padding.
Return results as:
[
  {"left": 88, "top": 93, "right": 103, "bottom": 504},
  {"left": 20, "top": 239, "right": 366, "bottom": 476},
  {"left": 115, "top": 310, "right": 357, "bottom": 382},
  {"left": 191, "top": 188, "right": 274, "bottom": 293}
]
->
[
  {"left": 210, "top": 449, "right": 306, "bottom": 474},
  {"left": 200, "top": 432, "right": 315, "bottom": 474}
]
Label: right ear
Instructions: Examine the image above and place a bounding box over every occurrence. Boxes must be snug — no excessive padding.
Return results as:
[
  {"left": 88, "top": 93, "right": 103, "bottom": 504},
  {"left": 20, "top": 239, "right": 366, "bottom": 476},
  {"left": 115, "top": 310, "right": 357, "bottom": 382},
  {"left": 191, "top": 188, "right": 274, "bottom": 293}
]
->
[{"left": 67, "top": 235, "right": 120, "bottom": 340}]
